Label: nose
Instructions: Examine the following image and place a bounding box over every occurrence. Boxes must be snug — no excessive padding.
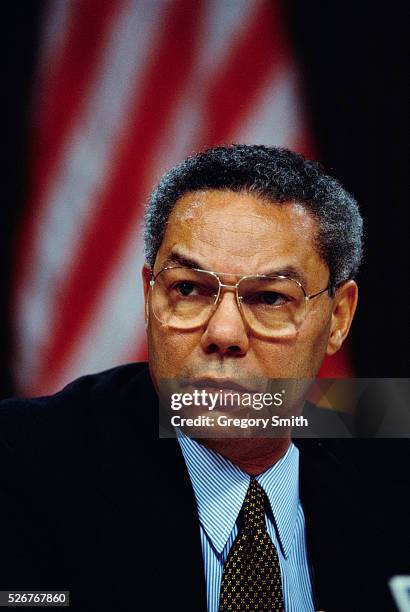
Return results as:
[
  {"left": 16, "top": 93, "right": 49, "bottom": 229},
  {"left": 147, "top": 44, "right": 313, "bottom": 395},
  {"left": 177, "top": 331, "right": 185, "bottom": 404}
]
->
[{"left": 200, "top": 290, "right": 249, "bottom": 357}]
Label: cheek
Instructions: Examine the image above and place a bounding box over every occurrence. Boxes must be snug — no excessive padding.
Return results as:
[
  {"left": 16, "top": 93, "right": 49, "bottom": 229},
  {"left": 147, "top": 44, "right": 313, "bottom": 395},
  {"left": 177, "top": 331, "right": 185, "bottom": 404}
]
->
[
  {"left": 251, "top": 319, "right": 331, "bottom": 378},
  {"left": 148, "top": 322, "right": 201, "bottom": 377},
  {"left": 251, "top": 340, "right": 304, "bottom": 377}
]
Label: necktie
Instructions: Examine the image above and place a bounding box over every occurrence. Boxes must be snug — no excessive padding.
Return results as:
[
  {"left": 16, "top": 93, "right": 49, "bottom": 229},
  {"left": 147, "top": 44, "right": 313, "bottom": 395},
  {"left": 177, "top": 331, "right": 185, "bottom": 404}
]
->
[{"left": 219, "top": 478, "right": 284, "bottom": 611}]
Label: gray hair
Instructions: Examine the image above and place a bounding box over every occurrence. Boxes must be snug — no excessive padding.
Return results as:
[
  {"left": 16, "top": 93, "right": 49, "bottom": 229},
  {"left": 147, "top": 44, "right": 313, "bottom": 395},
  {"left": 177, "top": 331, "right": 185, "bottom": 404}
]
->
[{"left": 144, "top": 144, "right": 363, "bottom": 288}]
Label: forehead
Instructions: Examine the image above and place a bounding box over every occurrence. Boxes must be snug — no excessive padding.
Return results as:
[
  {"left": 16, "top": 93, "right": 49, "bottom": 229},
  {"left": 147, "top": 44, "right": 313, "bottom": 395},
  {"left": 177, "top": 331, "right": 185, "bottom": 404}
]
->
[{"left": 156, "top": 189, "right": 327, "bottom": 280}]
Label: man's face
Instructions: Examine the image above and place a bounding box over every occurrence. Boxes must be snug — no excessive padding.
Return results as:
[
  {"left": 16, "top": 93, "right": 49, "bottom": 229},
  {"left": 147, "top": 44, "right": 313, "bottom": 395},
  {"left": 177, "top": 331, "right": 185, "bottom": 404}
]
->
[{"left": 144, "top": 189, "right": 346, "bottom": 387}]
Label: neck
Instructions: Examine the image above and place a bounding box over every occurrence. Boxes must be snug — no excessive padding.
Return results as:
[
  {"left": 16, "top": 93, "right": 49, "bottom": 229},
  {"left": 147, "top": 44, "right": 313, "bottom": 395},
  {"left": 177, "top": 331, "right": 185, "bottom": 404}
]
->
[{"left": 200, "top": 437, "right": 291, "bottom": 476}]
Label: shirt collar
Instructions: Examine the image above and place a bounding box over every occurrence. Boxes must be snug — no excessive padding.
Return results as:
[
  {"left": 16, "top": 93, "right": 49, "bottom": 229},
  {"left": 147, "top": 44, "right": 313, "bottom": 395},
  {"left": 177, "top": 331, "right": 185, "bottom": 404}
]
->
[{"left": 178, "top": 434, "right": 299, "bottom": 558}]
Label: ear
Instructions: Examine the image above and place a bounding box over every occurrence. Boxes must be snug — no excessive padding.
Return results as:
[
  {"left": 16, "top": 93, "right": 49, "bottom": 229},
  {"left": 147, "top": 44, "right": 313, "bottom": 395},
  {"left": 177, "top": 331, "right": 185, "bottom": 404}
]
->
[
  {"left": 141, "top": 264, "right": 152, "bottom": 327},
  {"left": 326, "top": 280, "right": 358, "bottom": 356}
]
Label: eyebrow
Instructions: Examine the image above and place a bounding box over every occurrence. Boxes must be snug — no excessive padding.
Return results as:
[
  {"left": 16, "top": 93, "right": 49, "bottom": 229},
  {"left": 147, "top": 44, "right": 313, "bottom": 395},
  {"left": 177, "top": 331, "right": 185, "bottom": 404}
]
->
[
  {"left": 161, "top": 250, "right": 308, "bottom": 289},
  {"left": 162, "top": 252, "right": 203, "bottom": 270}
]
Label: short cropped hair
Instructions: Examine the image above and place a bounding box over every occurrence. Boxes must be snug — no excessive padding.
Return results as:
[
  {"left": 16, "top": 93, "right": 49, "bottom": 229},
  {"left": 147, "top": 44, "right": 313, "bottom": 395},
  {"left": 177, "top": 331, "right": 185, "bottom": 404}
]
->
[{"left": 143, "top": 144, "right": 363, "bottom": 289}]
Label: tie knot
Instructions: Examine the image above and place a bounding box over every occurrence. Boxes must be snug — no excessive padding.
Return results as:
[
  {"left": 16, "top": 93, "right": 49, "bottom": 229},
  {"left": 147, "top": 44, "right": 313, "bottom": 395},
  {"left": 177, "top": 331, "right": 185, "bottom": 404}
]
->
[{"left": 240, "top": 478, "right": 267, "bottom": 533}]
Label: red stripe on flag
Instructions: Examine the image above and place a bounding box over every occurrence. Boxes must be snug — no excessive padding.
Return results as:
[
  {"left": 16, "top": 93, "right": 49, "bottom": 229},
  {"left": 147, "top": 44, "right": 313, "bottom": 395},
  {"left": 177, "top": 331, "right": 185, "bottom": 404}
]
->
[
  {"left": 198, "top": 0, "right": 290, "bottom": 147},
  {"left": 33, "top": 0, "right": 206, "bottom": 393}
]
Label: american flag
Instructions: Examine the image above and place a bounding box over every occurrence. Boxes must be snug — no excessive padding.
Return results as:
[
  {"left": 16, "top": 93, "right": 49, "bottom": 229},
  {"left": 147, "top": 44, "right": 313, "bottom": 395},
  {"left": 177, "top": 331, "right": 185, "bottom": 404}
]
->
[{"left": 12, "top": 0, "right": 351, "bottom": 397}]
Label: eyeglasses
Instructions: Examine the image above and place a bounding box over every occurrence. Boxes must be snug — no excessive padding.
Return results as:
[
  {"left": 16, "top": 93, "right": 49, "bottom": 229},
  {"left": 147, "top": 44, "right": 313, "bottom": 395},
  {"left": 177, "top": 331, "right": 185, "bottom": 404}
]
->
[{"left": 149, "top": 267, "right": 332, "bottom": 338}]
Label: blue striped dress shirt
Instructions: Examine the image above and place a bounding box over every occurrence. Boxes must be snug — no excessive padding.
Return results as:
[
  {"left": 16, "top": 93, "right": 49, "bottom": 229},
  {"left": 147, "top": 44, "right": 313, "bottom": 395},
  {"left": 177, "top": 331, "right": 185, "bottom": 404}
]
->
[{"left": 177, "top": 435, "right": 314, "bottom": 612}]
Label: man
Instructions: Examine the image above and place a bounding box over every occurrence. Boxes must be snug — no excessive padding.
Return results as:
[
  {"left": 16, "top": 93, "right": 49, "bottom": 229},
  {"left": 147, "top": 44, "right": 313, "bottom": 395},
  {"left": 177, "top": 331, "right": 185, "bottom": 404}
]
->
[{"left": 0, "top": 145, "right": 408, "bottom": 611}]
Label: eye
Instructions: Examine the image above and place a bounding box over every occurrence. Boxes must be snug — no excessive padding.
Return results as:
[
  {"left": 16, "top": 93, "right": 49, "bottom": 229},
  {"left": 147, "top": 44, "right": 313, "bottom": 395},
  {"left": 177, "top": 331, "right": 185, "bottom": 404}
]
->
[
  {"left": 246, "top": 291, "right": 290, "bottom": 307},
  {"left": 262, "top": 292, "right": 288, "bottom": 306},
  {"left": 174, "top": 281, "right": 198, "bottom": 296}
]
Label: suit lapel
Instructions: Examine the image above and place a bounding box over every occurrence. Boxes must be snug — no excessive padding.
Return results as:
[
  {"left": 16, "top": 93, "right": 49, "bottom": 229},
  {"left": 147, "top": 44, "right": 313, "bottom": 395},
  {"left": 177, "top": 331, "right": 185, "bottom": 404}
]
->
[
  {"left": 297, "top": 440, "right": 374, "bottom": 612},
  {"left": 89, "top": 366, "right": 207, "bottom": 611},
  {"left": 157, "top": 440, "right": 207, "bottom": 610},
  {"left": 128, "top": 367, "right": 208, "bottom": 609}
]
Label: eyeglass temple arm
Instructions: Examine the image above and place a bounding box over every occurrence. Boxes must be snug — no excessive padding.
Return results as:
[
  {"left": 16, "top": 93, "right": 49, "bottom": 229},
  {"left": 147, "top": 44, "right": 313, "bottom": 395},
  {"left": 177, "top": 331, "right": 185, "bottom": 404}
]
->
[{"left": 307, "top": 284, "right": 335, "bottom": 300}]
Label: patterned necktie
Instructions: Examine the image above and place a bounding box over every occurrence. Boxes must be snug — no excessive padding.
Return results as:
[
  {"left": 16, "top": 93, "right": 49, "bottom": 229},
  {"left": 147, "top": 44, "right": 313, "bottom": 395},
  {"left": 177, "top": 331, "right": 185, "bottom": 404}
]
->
[{"left": 219, "top": 478, "right": 284, "bottom": 611}]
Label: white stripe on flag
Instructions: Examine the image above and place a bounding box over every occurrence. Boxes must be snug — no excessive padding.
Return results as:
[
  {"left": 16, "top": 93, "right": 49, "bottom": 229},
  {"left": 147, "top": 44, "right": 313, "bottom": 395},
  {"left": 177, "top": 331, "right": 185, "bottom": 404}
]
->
[
  {"left": 51, "top": 232, "right": 146, "bottom": 391},
  {"left": 235, "top": 67, "right": 304, "bottom": 148}
]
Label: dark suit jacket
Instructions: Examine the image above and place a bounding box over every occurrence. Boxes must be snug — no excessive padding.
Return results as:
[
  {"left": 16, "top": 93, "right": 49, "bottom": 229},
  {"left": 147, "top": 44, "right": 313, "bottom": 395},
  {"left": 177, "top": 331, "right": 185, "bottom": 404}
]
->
[{"left": 0, "top": 363, "right": 408, "bottom": 611}]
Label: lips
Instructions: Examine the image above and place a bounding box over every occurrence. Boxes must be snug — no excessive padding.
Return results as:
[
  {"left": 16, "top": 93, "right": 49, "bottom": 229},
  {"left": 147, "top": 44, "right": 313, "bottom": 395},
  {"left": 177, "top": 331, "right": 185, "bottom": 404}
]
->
[{"left": 180, "top": 377, "right": 261, "bottom": 395}]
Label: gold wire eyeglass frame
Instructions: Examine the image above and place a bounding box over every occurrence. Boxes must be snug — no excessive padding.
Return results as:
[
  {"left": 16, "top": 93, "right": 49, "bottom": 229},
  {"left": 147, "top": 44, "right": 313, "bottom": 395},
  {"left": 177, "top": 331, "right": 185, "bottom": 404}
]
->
[{"left": 149, "top": 266, "right": 333, "bottom": 335}]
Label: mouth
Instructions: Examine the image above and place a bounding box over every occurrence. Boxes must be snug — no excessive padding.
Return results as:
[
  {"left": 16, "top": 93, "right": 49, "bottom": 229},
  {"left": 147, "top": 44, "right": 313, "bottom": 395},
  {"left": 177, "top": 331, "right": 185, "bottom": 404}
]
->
[{"left": 181, "top": 378, "right": 253, "bottom": 394}]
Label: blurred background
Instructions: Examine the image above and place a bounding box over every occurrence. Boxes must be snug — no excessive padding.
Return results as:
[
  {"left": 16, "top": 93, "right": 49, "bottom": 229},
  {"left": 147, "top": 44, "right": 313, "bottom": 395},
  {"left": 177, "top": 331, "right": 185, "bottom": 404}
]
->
[{"left": 1, "top": 0, "right": 408, "bottom": 398}]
